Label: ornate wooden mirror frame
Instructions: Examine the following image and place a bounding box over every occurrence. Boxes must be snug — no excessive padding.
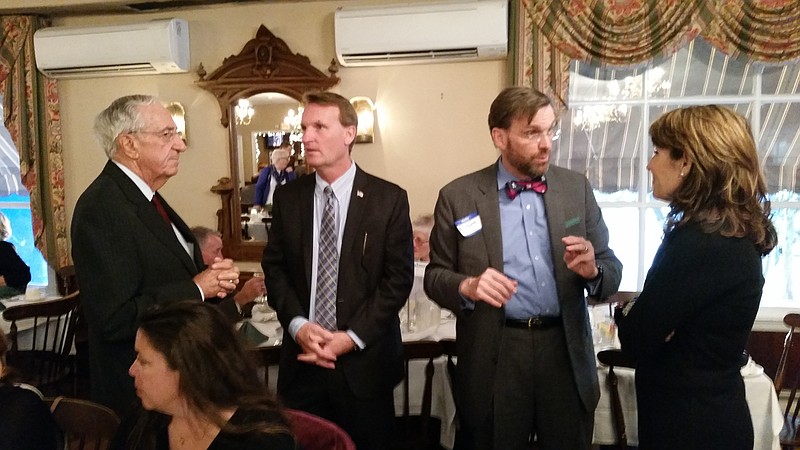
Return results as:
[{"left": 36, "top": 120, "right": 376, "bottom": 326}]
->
[{"left": 197, "top": 25, "right": 340, "bottom": 261}]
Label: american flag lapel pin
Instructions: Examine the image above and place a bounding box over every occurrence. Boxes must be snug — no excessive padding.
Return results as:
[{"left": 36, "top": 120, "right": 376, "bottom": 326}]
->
[{"left": 357, "top": 190, "right": 364, "bottom": 198}]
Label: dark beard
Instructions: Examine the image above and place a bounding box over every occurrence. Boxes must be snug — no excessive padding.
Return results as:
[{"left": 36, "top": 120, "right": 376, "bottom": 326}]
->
[{"left": 505, "top": 152, "right": 546, "bottom": 179}]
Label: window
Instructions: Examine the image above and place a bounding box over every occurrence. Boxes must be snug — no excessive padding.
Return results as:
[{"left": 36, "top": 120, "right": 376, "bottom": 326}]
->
[
  {"left": 0, "top": 100, "right": 48, "bottom": 288},
  {"left": 560, "top": 38, "right": 800, "bottom": 322},
  {"left": 0, "top": 194, "right": 48, "bottom": 286}
]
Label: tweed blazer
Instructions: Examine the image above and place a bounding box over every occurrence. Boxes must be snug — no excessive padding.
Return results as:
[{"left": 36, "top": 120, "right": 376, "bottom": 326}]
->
[{"left": 424, "top": 162, "right": 622, "bottom": 427}]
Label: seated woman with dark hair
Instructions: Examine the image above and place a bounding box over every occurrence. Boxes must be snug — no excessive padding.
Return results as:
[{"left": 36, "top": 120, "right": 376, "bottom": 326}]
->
[
  {"left": 0, "top": 333, "right": 61, "bottom": 450},
  {"left": 112, "top": 301, "right": 295, "bottom": 450}
]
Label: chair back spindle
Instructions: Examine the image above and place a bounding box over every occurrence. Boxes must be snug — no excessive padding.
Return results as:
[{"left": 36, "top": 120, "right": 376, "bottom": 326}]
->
[
  {"left": 2, "top": 292, "right": 81, "bottom": 396},
  {"left": 776, "top": 313, "right": 800, "bottom": 448},
  {"left": 597, "top": 349, "right": 637, "bottom": 450}
]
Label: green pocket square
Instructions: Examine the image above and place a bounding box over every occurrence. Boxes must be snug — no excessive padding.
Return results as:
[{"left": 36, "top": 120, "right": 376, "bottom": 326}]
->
[{"left": 238, "top": 321, "right": 269, "bottom": 346}]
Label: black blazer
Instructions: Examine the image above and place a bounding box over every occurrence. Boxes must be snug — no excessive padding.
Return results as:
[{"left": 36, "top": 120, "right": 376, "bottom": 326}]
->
[
  {"left": 0, "top": 241, "right": 31, "bottom": 293},
  {"left": 262, "top": 166, "right": 414, "bottom": 399},
  {"left": 72, "top": 161, "right": 204, "bottom": 414}
]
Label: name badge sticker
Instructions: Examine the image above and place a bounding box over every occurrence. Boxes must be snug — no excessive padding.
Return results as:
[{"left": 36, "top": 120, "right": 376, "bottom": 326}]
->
[{"left": 455, "top": 212, "right": 482, "bottom": 237}]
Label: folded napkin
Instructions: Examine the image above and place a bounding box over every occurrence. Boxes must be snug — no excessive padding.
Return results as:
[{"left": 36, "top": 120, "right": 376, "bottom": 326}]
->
[
  {"left": 740, "top": 357, "right": 764, "bottom": 378},
  {"left": 238, "top": 321, "right": 269, "bottom": 346}
]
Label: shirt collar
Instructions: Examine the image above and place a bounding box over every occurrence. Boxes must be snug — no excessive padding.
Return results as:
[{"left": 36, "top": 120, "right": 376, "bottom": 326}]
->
[
  {"left": 315, "top": 161, "right": 356, "bottom": 199},
  {"left": 112, "top": 159, "right": 156, "bottom": 200},
  {"left": 496, "top": 158, "right": 517, "bottom": 193}
]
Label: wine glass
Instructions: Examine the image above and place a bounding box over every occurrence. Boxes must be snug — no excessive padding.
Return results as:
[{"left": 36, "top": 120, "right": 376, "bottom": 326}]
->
[{"left": 252, "top": 272, "right": 267, "bottom": 305}]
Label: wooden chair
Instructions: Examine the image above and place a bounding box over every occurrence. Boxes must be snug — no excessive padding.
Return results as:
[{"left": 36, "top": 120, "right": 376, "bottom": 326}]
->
[
  {"left": 774, "top": 313, "right": 800, "bottom": 449},
  {"left": 46, "top": 396, "right": 120, "bottom": 450},
  {"left": 393, "top": 340, "right": 444, "bottom": 450},
  {"left": 55, "top": 265, "right": 78, "bottom": 295},
  {"left": 439, "top": 338, "right": 457, "bottom": 400},
  {"left": 55, "top": 265, "right": 91, "bottom": 398},
  {"left": 596, "top": 349, "right": 637, "bottom": 450},
  {"left": 253, "top": 345, "right": 281, "bottom": 389},
  {"left": 2, "top": 291, "right": 80, "bottom": 396},
  {"left": 285, "top": 408, "right": 356, "bottom": 450}
]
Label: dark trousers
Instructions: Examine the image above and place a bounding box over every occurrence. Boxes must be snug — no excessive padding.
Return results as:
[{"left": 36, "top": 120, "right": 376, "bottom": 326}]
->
[
  {"left": 458, "top": 325, "right": 593, "bottom": 450},
  {"left": 279, "top": 363, "right": 395, "bottom": 450}
]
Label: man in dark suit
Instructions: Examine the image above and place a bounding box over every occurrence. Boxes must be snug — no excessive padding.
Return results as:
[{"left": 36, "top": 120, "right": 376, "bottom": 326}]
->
[
  {"left": 424, "top": 87, "right": 623, "bottom": 450},
  {"left": 263, "top": 92, "right": 413, "bottom": 450},
  {"left": 71, "top": 95, "right": 240, "bottom": 415}
]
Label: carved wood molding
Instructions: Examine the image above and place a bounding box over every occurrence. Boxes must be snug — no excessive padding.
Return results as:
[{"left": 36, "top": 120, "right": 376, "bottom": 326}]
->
[
  {"left": 198, "top": 25, "right": 340, "bottom": 261},
  {"left": 196, "top": 24, "right": 340, "bottom": 127}
]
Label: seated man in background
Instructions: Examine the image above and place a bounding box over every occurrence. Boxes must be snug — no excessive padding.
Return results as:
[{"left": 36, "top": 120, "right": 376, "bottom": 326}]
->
[{"left": 192, "top": 226, "right": 266, "bottom": 319}]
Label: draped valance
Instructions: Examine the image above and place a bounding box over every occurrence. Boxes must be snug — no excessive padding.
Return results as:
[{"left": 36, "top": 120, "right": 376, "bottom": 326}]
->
[{"left": 519, "top": 0, "right": 800, "bottom": 193}]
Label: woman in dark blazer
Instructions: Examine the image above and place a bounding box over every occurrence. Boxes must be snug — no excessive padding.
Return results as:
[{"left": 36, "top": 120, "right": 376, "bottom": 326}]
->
[
  {"left": 615, "top": 105, "right": 777, "bottom": 450},
  {"left": 0, "top": 211, "right": 31, "bottom": 297}
]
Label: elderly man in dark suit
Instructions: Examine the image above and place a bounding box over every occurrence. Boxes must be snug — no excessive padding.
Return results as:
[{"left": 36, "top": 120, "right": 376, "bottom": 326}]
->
[
  {"left": 424, "top": 87, "right": 623, "bottom": 450},
  {"left": 262, "top": 92, "right": 413, "bottom": 450},
  {"left": 71, "top": 95, "right": 240, "bottom": 415}
]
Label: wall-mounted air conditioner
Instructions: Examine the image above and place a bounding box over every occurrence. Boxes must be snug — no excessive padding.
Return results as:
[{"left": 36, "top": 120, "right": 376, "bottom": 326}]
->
[
  {"left": 33, "top": 18, "right": 189, "bottom": 78},
  {"left": 335, "top": 0, "right": 508, "bottom": 67}
]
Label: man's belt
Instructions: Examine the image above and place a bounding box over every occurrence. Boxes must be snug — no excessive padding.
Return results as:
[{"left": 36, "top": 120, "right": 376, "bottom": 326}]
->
[{"left": 504, "top": 316, "right": 562, "bottom": 329}]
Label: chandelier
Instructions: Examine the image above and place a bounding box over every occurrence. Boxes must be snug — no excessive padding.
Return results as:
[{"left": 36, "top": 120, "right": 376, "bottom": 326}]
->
[
  {"left": 574, "top": 67, "right": 671, "bottom": 132},
  {"left": 235, "top": 98, "right": 255, "bottom": 126},
  {"left": 283, "top": 106, "right": 304, "bottom": 144}
]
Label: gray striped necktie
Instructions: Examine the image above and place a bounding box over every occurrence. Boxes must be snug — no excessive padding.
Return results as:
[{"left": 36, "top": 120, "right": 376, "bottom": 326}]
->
[{"left": 315, "top": 186, "right": 338, "bottom": 331}]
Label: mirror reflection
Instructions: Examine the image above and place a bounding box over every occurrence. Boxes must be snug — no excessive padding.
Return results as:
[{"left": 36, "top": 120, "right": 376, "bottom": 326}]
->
[{"left": 235, "top": 92, "right": 305, "bottom": 242}]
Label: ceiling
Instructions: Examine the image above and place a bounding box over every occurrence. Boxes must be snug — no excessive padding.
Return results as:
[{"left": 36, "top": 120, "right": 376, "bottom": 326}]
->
[{"left": 0, "top": 0, "right": 305, "bottom": 17}]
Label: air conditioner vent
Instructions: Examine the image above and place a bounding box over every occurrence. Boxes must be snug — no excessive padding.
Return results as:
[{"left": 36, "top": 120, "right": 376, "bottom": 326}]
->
[
  {"left": 335, "top": 0, "right": 507, "bottom": 67},
  {"left": 342, "top": 48, "right": 480, "bottom": 65},
  {"left": 33, "top": 19, "right": 189, "bottom": 78}
]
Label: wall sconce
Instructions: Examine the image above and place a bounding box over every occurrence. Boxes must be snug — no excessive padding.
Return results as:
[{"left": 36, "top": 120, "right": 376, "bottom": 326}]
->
[
  {"left": 235, "top": 98, "right": 255, "bottom": 126},
  {"left": 166, "top": 102, "right": 186, "bottom": 143},
  {"left": 350, "top": 96, "right": 375, "bottom": 144}
]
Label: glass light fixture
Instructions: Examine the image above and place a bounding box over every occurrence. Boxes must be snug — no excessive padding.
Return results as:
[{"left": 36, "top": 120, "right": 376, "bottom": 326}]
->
[
  {"left": 166, "top": 102, "right": 186, "bottom": 143},
  {"left": 350, "top": 96, "right": 375, "bottom": 144},
  {"left": 283, "top": 105, "right": 304, "bottom": 145},
  {"left": 235, "top": 98, "right": 255, "bottom": 126}
]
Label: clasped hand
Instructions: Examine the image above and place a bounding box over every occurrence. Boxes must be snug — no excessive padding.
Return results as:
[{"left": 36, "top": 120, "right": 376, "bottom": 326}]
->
[
  {"left": 295, "top": 322, "right": 356, "bottom": 369},
  {"left": 194, "top": 257, "right": 240, "bottom": 299}
]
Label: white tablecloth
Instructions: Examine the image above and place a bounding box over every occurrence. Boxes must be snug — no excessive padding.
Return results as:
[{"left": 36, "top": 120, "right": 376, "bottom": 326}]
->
[
  {"left": 593, "top": 365, "right": 783, "bottom": 450},
  {"left": 248, "top": 313, "right": 782, "bottom": 450},
  {"left": 245, "top": 313, "right": 459, "bottom": 447},
  {"left": 1, "top": 295, "right": 61, "bottom": 335}
]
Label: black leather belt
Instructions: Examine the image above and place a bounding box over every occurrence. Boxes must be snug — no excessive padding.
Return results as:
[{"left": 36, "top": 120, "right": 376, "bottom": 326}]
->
[{"left": 505, "top": 316, "right": 561, "bottom": 329}]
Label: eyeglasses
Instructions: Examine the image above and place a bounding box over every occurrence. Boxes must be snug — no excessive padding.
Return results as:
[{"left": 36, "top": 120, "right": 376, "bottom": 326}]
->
[
  {"left": 517, "top": 127, "right": 561, "bottom": 143},
  {"left": 131, "top": 128, "right": 182, "bottom": 143}
]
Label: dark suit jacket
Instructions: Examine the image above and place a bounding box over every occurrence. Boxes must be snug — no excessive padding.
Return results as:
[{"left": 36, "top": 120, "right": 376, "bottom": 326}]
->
[
  {"left": 262, "top": 167, "right": 414, "bottom": 399},
  {"left": 71, "top": 161, "right": 204, "bottom": 414},
  {"left": 424, "top": 162, "right": 622, "bottom": 428},
  {"left": 0, "top": 241, "right": 31, "bottom": 293}
]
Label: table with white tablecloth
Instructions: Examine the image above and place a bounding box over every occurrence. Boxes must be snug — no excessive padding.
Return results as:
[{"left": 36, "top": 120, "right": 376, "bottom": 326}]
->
[
  {"left": 1, "top": 295, "right": 62, "bottom": 335},
  {"left": 1, "top": 295, "right": 70, "bottom": 353},
  {"left": 244, "top": 311, "right": 459, "bottom": 447},
  {"left": 593, "top": 363, "right": 783, "bottom": 450}
]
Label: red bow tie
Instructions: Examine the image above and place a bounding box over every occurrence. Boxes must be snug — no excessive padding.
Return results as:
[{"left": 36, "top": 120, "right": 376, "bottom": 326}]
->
[{"left": 505, "top": 177, "right": 547, "bottom": 200}]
